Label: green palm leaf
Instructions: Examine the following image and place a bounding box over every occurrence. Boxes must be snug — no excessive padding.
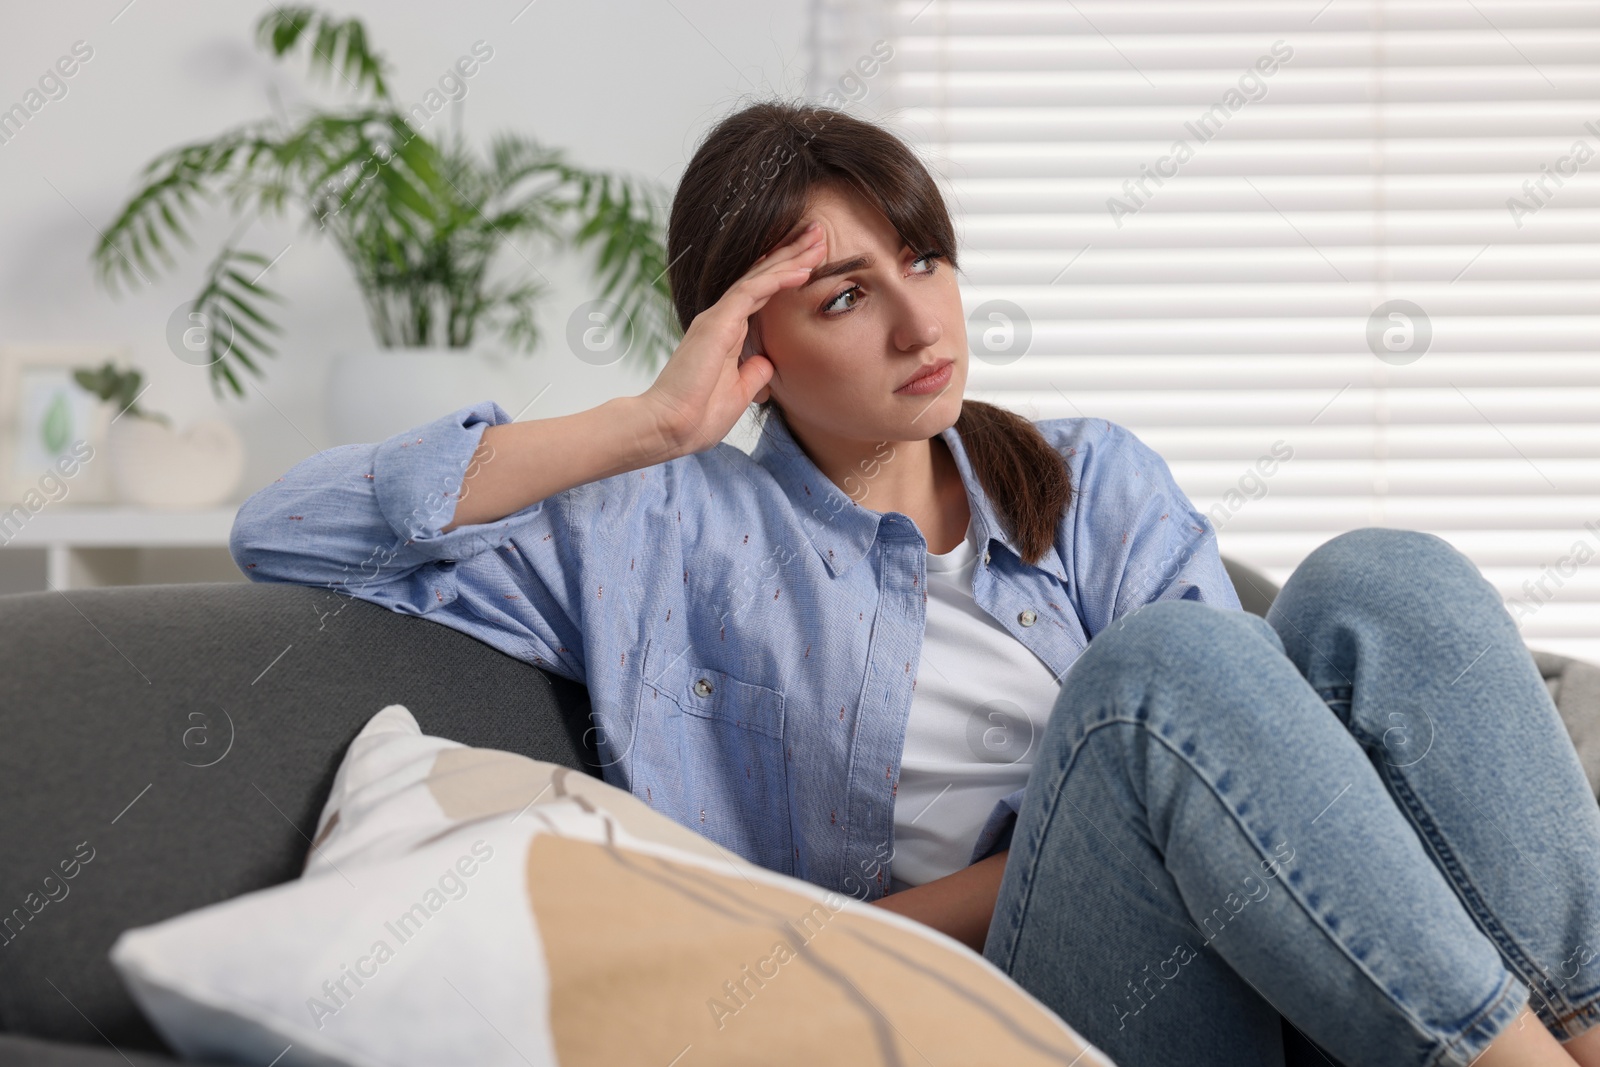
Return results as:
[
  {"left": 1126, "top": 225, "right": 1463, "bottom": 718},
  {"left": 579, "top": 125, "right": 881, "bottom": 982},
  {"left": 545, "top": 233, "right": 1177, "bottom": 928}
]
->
[
  {"left": 256, "top": 6, "right": 390, "bottom": 99},
  {"left": 92, "top": 5, "right": 681, "bottom": 392}
]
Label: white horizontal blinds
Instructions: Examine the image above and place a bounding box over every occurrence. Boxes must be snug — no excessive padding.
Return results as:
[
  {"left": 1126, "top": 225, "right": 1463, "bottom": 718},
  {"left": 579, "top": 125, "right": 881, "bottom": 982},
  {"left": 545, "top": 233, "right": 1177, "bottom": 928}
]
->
[{"left": 868, "top": 0, "right": 1600, "bottom": 664}]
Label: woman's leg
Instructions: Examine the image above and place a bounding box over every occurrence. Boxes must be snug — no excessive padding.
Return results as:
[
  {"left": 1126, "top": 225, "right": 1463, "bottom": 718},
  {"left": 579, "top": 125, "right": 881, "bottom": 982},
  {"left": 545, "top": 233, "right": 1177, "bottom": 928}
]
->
[
  {"left": 1264, "top": 527, "right": 1600, "bottom": 1049},
  {"left": 982, "top": 570, "right": 1534, "bottom": 1065}
]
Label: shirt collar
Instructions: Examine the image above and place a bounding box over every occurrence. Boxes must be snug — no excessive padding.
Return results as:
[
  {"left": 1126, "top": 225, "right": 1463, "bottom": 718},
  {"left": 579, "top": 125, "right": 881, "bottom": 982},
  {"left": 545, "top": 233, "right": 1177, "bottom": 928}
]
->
[{"left": 748, "top": 411, "right": 1020, "bottom": 579}]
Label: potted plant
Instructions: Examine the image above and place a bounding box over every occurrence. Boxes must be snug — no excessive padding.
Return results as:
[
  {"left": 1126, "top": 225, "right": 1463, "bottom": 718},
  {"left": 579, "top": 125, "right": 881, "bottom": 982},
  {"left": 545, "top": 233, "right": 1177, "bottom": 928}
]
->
[
  {"left": 73, "top": 361, "right": 244, "bottom": 507},
  {"left": 92, "top": 6, "right": 678, "bottom": 442}
]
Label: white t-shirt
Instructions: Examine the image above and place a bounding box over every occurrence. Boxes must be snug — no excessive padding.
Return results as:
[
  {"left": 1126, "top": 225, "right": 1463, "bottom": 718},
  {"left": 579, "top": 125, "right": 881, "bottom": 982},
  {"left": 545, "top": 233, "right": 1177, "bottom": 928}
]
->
[{"left": 889, "top": 516, "right": 1065, "bottom": 892}]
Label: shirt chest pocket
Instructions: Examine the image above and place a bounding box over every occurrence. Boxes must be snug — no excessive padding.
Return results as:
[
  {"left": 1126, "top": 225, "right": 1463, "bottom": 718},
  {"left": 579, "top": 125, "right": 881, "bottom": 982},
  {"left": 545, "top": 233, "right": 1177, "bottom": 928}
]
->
[{"left": 633, "top": 643, "right": 794, "bottom": 875}]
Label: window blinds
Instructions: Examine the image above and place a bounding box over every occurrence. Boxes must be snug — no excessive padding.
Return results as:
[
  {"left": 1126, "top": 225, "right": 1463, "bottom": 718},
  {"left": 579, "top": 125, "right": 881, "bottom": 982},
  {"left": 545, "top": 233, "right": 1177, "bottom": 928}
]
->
[{"left": 816, "top": 0, "right": 1600, "bottom": 664}]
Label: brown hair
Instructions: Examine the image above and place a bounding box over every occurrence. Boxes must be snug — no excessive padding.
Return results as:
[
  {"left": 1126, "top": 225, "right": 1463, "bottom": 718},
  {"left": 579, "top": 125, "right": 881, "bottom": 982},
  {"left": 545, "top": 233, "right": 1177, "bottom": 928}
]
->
[{"left": 665, "top": 100, "right": 1071, "bottom": 566}]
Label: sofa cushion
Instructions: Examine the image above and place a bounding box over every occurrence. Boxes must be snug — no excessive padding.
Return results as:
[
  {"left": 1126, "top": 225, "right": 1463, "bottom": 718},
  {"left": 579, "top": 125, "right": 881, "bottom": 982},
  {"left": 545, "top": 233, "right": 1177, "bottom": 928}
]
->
[
  {"left": 1221, "top": 556, "right": 1281, "bottom": 618},
  {"left": 0, "top": 582, "right": 597, "bottom": 1052},
  {"left": 1534, "top": 650, "right": 1600, "bottom": 798},
  {"left": 0, "top": 1032, "right": 230, "bottom": 1066}
]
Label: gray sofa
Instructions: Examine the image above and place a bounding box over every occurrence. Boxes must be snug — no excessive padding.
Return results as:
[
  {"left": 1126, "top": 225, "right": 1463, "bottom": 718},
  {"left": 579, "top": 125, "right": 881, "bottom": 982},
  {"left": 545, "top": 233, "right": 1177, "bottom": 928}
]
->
[{"left": 2, "top": 564, "right": 1597, "bottom": 1066}]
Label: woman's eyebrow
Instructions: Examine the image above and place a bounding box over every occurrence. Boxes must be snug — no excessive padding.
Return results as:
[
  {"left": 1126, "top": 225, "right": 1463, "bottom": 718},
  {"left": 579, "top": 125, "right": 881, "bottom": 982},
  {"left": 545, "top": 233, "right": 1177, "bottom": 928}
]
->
[{"left": 801, "top": 253, "right": 874, "bottom": 288}]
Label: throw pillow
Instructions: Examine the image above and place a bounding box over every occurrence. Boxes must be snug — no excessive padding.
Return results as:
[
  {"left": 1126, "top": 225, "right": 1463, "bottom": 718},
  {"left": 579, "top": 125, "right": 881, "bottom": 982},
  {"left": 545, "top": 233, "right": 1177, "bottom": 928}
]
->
[{"left": 110, "top": 704, "right": 1114, "bottom": 1067}]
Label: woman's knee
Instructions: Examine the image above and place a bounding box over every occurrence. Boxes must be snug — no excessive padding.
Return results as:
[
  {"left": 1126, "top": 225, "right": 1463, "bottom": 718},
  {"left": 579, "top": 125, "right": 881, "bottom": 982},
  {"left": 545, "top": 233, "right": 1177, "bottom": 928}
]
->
[
  {"left": 1269, "top": 526, "right": 1497, "bottom": 635},
  {"left": 1065, "top": 599, "right": 1285, "bottom": 715},
  {"left": 1296, "top": 527, "right": 1464, "bottom": 583},
  {"left": 1048, "top": 601, "right": 1308, "bottom": 795}
]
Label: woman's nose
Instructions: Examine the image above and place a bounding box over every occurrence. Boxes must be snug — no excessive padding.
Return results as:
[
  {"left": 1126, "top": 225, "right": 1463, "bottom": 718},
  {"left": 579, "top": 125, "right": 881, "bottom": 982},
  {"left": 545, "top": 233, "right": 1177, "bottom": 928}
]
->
[{"left": 893, "top": 304, "right": 942, "bottom": 351}]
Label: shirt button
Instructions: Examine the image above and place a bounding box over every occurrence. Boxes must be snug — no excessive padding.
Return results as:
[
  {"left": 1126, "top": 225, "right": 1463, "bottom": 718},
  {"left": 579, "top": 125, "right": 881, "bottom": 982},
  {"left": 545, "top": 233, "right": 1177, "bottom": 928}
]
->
[
  {"left": 1019, "top": 609, "right": 1037, "bottom": 627},
  {"left": 983, "top": 551, "right": 991, "bottom": 565},
  {"left": 693, "top": 678, "right": 714, "bottom": 697}
]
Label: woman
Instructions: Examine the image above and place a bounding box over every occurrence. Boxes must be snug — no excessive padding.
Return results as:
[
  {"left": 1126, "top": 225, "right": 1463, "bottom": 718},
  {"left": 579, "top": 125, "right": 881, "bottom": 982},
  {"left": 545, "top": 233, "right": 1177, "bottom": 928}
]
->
[{"left": 230, "top": 101, "right": 1600, "bottom": 1066}]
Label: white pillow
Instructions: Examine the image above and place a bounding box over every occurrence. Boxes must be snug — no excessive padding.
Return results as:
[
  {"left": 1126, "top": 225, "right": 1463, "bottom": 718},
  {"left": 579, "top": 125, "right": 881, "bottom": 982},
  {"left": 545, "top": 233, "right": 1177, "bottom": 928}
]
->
[{"left": 111, "top": 705, "right": 1115, "bottom": 1067}]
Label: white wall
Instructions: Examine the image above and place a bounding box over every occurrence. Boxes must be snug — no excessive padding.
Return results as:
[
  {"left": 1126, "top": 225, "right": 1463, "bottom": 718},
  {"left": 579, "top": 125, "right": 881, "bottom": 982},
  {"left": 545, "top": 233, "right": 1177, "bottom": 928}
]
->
[{"left": 0, "top": 0, "right": 810, "bottom": 591}]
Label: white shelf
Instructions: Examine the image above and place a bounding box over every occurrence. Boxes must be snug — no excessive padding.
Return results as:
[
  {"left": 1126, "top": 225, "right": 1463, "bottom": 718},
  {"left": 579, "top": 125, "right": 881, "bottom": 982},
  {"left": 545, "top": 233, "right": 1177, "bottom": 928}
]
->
[
  {"left": 0, "top": 505, "right": 244, "bottom": 590},
  {"left": 1, "top": 505, "right": 238, "bottom": 546}
]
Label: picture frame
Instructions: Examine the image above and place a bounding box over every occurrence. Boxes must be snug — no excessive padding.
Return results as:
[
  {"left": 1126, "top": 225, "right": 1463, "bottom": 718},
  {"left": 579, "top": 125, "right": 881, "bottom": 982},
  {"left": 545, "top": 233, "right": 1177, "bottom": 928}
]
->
[{"left": 0, "top": 346, "right": 122, "bottom": 507}]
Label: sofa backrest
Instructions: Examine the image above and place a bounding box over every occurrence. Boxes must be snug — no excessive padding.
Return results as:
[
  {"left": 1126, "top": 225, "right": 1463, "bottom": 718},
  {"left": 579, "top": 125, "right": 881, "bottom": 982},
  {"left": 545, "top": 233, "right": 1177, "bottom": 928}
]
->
[
  {"left": 0, "top": 582, "right": 597, "bottom": 1051},
  {"left": 1222, "top": 556, "right": 1281, "bottom": 617}
]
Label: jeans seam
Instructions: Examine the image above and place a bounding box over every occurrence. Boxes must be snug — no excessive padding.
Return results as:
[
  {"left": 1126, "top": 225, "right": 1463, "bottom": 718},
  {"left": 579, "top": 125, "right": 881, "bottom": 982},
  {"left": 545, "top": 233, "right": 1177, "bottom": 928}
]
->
[
  {"left": 989, "top": 724, "right": 1074, "bottom": 973},
  {"left": 1547, "top": 992, "right": 1600, "bottom": 1041},
  {"left": 1425, "top": 972, "right": 1530, "bottom": 1067},
  {"left": 1323, "top": 684, "right": 1569, "bottom": 1047},
  {"left": 1315, "top": 677, "right": 1583, "bottom": 1048},
  {"left": 1375, "top": 754, "right": 1600, "bottom": 1038},
  {"left": 1020, "top": 713, "right": 1518, "bottom": 1060}
]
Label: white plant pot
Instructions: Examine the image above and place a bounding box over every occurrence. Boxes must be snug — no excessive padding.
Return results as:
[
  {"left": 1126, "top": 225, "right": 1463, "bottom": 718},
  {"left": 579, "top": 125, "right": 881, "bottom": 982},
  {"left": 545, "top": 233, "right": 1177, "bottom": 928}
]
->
[
  {"left": 108, "top": 416, "right": 246, "bottom": 508},
  {"left": 325, "top": 348, "right": 533, "bottom": 447}
]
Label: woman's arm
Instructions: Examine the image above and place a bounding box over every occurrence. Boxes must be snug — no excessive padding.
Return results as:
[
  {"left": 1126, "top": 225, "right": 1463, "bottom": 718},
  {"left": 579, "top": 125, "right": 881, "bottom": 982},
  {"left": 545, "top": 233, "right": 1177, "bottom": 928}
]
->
[
  {"left": 226, "top": 399, "right": 603, "bottom": 682},
  {"left": 868, "top": 849, "right": 1009, "bottom": 954},
  {"left": 446, "top": 220, "right": 831, "bottom": 533},
  {"left": 441, "top": 396, "right": 681, "bottom": 532}
]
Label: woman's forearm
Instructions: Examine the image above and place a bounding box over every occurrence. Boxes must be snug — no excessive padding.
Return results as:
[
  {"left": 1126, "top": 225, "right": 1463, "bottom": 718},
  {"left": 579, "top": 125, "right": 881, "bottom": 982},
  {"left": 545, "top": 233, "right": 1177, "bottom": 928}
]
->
[
  {"left": 441, "top": 395, "right": 682, "bottom": 533},
  {"left": 869, "top": 849, "right": 1009, "bottom": 954}
]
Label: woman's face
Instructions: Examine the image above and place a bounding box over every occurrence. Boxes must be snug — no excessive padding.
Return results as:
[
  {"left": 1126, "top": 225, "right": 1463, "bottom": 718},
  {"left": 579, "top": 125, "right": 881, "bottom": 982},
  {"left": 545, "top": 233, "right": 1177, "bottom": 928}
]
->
[{"left": 748, "top": 181, "right": 967, "bottom": 445}]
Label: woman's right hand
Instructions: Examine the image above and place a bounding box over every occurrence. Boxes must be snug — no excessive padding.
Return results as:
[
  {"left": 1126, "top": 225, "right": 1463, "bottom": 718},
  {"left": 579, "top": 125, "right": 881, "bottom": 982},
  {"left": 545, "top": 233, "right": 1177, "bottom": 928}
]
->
[{"left": 639, "top": 220, "right": 828, "bottom": 454}]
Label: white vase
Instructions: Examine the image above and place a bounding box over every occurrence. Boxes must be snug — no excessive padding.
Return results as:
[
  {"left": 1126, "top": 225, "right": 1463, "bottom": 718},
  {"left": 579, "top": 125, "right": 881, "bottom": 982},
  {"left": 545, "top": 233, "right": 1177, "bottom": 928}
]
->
[
  {"left": 108, "top": 416, "right": 246, "bottom": 508},
  {"left": 324, "top": 348, "right": 534, "bottom": 447}
]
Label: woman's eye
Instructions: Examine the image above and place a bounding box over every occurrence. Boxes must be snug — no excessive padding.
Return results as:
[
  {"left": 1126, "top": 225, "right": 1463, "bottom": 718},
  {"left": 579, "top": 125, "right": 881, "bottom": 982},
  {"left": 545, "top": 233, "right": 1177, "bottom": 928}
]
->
[
  {"left": 823, "top": 285, "right": 861, "bottom": 315},
  {"left": 822, "top": 252, "right": 942, "bottom": 316}
]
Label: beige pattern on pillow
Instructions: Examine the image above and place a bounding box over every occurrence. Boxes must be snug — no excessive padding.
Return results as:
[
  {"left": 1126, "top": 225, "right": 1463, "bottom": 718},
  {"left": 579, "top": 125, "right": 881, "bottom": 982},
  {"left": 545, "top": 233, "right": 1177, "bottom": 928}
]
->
[
  {"left": 524, "top": 831, "right": 1095, "bottom": 1066},
  {"left": 418, "top": 728, "right": 1107, "bottom": 1063},
  {"left": 422, "top": 747, "right": 730, "bottom": 864}
]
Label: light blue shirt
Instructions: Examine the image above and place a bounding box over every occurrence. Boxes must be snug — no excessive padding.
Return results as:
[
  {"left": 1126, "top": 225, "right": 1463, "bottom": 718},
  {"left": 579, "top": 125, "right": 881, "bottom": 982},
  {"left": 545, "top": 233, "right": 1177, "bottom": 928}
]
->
[{"left": 229, "top": 400, "right": 1242, "bottom": 902}]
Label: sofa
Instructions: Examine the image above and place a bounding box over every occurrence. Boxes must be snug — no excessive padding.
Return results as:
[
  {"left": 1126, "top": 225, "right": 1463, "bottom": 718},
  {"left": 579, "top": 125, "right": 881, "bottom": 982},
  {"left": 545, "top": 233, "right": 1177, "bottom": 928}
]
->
[{"left": 2, "top": 561, "right": 1597, "bottom": 1066}]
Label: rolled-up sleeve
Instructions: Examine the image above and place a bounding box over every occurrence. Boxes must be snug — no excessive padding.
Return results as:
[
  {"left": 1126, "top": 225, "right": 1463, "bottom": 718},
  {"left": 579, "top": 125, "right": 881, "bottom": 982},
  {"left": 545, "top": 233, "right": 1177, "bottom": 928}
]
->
[
  {"left": 228, "top": 399, "right": 587, "bottom": 682},
  {"left": 968, "top": 785, "right": 1025, "bottom": 866},
  {"left": 370, "top": 400, "right": 539, "bottom": 562}
]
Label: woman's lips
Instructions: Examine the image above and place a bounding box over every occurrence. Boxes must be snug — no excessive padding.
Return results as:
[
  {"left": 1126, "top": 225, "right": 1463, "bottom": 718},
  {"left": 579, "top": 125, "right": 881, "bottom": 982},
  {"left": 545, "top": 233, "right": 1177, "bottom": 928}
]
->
[{"left": 895, "top": 359, "right": 954, "bottom": 395}]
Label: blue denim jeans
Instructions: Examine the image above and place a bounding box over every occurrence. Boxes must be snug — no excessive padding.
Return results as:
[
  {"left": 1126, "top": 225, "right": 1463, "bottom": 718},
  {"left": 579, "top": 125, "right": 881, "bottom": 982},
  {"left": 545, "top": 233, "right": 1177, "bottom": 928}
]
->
[{"left": 982, "top": 527, "right": 1600, "bottom": 1067}]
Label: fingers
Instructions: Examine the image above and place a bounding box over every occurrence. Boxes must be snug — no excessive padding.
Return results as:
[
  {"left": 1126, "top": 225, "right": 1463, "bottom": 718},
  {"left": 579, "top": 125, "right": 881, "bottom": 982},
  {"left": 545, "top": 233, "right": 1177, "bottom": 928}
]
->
[
  {"left": 692, "top": 223, "right": 825, "bottom": 352},
  {"left": 741, "top": 225, "right": 826, "bottom": 298},
  {"left": 710, "top": 227, "right": 825, "bottom": 324},
  {"left": 741, "top": 221, "right": 825, "bottom": 283},
  {"left": 751, "top": 220, "right": 820, "bottom": 262},
  {"left": 739, "top": 246, "right": 820, "bottom": 291},
  {"left": 737, "top": 352, "right": 774, "bottom": 399},
  {"left": 725, "top": 257, "right": 816, "bottom": 319}
]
